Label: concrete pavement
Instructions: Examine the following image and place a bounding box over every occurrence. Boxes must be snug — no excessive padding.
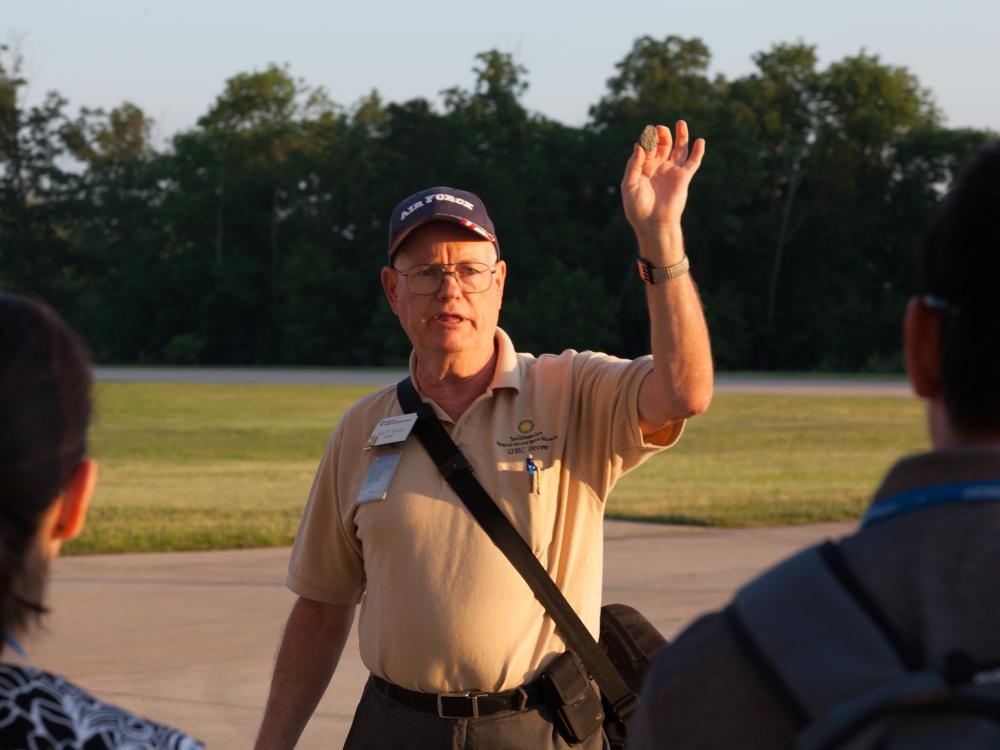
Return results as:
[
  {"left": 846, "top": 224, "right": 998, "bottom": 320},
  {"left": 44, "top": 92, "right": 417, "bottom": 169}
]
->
[{"left": 23, "top": 519, "right": 855, "bottom": 749}]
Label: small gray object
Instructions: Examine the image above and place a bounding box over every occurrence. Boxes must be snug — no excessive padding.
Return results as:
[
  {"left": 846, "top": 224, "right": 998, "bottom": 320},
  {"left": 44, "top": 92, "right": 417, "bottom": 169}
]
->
[{"left": 639, "top": 125, "right": 658, "bottom": 152}]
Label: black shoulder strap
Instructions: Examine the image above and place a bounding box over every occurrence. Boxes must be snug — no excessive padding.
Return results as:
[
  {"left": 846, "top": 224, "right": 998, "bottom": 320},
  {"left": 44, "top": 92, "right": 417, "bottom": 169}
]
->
[{"left": 396, "top": 377, "right": 638, "bottom": 721}]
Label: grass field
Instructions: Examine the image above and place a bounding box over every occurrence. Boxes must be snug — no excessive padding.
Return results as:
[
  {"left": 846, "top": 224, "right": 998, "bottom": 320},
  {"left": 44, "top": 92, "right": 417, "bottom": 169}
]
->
[{"left": 69, "top": 383, "right": 928, "bottom": 555}]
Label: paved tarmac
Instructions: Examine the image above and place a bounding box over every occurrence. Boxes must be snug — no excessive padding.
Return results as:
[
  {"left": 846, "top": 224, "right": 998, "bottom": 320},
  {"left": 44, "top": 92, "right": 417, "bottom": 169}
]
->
[
  {"left": 95, "top": 366, "right": 912, "bottom": 397},
  {"left": 23, "top": 520, "right": 855, "bottom": 749}
]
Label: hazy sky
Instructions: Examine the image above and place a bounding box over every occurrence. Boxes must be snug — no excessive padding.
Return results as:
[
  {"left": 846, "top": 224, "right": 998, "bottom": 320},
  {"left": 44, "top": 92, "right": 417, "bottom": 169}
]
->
[{"left": 6, "top": 0, "right": 998, "bottom": 145}]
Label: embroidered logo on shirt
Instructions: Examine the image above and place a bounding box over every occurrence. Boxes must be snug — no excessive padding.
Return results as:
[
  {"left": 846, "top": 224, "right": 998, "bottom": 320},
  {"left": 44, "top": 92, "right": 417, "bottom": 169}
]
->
[{"left": 498, "top": 422, "right": 558, "bottom": 456}]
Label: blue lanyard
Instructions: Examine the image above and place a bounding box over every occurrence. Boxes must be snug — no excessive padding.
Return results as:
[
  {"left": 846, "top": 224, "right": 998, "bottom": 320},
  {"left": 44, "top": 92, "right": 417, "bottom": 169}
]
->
[
  {"left": 862, "top": 481, "right": 1000, "bottom": 528},
  {"left": 3, "top": 634, "right": 27, "bottom": 659}
]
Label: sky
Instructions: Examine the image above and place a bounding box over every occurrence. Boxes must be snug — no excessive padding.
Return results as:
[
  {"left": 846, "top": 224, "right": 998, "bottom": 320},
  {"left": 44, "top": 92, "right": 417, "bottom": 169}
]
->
[{"left": 5, "top": 0, "right": 998, "bottom": 146}]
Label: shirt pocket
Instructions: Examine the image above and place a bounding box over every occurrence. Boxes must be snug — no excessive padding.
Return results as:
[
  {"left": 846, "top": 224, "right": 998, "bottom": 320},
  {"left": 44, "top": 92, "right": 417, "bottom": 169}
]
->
[{"left": 494, "top": 465, "right": 559, "bottom": 559}]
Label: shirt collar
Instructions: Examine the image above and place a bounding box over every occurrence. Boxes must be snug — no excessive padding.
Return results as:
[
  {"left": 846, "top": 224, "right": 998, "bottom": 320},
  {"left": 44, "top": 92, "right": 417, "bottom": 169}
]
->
[
  {"left": 872, "top": 446, "right": 1000, "bottom": 504},
  {"left": 406, "top": 327, "right": 522, "bottom": 397},
  {"left": 489, "top": 327, "right": 521, "bottom": 393}
]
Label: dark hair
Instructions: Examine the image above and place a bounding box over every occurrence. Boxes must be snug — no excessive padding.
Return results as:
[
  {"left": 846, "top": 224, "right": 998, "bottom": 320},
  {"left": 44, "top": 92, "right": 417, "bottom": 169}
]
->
[
  {"left": 921, "top": 140, "right": 1000, "bottom": 434},
  {"left": 0, "top": 293, "right": 93, "bottom": 637}
]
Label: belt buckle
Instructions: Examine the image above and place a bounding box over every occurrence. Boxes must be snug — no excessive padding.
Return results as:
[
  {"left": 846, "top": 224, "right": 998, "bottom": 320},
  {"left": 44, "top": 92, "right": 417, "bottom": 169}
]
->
[{"left": 437, "top": 690, "right": 486, "bottom": 719}]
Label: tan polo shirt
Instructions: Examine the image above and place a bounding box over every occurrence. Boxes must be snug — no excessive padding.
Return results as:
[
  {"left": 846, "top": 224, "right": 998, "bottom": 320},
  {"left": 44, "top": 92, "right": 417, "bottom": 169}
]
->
[{"left": 287, "top": 328, "right": 682, "bottom": 693}]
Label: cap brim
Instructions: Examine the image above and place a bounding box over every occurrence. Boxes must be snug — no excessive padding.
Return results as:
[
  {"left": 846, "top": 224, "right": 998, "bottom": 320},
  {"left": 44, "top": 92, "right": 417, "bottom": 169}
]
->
[{"left": 389, "top": 215, "right": 499, "bottom": 258}]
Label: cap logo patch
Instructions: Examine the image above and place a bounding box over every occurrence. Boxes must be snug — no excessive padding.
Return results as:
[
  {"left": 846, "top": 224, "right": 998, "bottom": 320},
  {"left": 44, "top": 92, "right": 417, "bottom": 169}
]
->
[{"left": 399, "top": 193, "right": 475, "bottom": 222}]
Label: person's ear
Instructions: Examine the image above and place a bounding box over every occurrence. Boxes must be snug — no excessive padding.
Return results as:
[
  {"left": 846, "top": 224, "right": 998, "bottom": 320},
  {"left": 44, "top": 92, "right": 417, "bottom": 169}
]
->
[
  {"left": 382, "top": 266, "right": 401, "bottom": 314},
  {"left": 494, "top": 259, "right": 507, "bottom": 302},
  {"left": 904, "top": 296, "right": 942, "bottom": 400},
  {"left": 38, "top": 460, "right": 97, "bottom": 560},
  {"left": 53, "top": 459, "right": 97, "bottom": 543}
]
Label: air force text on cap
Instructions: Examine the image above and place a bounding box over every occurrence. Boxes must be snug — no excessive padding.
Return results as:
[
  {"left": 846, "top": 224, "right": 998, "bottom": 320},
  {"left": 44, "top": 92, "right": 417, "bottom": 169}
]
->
[{"left": 399, "top": 193, "right": 475, "bottom": 221}]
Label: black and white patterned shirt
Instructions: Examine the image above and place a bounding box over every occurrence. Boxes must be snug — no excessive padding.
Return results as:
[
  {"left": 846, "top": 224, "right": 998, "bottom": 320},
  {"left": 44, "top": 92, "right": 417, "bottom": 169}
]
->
[{"left": 0, "top": 664, "right": 203, "bottom": 749}]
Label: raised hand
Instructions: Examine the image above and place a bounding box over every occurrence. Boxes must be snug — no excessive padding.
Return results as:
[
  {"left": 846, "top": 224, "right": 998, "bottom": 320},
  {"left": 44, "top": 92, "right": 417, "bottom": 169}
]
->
[{"left": 621, "top": 120, "right": 705, "bottom": 240}]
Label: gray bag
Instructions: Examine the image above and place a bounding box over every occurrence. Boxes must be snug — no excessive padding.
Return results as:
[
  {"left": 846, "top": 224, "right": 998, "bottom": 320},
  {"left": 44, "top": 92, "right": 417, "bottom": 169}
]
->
[{"left": 727, "top": 541, "right": 1000, "bottom": 750}]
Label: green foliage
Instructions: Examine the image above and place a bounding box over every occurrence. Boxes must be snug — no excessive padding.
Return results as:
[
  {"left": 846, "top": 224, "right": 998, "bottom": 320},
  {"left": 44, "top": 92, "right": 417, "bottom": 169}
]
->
[
  {"left": 162, "top": 333, "right": 206, "bottom": 364},
  {"left": 0, "top": 42, "right": 994, "bottom": 370},
  {"left": 0, "top": 44, "right": 78, "bottom": 309}
]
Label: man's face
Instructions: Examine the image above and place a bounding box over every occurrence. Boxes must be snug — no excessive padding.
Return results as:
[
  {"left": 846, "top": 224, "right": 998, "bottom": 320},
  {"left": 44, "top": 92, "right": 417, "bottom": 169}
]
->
[{"left": 382, "top": 222, "right": 506, "bottom": 361}]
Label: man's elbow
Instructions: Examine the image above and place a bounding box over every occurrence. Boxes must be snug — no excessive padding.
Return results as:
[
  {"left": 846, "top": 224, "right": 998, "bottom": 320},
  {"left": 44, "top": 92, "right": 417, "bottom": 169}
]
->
[
  {"left": 642, "top": 371, "right": 713, "bottom": 423},
  {"left": 666, "top": 380, "right": 713, "bottom": 420},
  {"left": 643, "top": 391, "right": 712, "bottom": 433},
  {"left": 681, "top": 387, "right": 713, "bottom": 418}
]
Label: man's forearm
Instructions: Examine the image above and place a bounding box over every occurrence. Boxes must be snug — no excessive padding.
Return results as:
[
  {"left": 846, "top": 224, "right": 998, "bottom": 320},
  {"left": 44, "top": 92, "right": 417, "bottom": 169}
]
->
[
  {"left": 255, "top": 597, "right": 356, "bottom": 750},
  {"left": 637, "top": 226, "right": 713, "bottom": 430}
]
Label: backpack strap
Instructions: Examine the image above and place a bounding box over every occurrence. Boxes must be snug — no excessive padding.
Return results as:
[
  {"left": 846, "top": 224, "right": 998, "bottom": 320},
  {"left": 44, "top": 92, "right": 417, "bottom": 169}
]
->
[
  {"left": 816, "top": 542, "right": 920, "bottom": 671},
  {"left": 728, "top": 541, "right": 908, "bottom": 722}
]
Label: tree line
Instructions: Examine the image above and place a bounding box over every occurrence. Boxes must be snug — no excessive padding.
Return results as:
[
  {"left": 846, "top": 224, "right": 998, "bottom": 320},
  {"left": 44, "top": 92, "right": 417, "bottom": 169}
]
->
[{"left": 0, "top": 37, "right": 992, "bottom": 369}]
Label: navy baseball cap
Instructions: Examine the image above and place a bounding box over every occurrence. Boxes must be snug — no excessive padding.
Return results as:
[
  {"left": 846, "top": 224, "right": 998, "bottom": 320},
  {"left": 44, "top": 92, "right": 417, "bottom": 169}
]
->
[{"left": 387, "top": 186, "right": 499, "bottom": 260}]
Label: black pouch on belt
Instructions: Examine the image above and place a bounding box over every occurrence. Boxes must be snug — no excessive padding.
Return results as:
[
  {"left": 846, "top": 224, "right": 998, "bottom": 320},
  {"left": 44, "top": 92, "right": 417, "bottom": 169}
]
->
[{"left": 539, "top": 651, "right": 605, "bottom": 744}]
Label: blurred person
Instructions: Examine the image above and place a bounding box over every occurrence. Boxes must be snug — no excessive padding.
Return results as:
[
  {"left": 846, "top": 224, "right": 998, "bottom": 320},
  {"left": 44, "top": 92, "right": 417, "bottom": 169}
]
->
[
  {"left": 0, "top": 292, "right": 203, "bottom": 749},
  {"left": 629, "top": 141, "right": 1000, "bottom": 748}
]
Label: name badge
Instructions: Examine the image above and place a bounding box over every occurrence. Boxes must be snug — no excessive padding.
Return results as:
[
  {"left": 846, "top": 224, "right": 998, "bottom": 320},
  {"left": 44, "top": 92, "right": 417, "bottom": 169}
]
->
[
  {"left": 355, "top": 450, "right": 404, "bottom": 504},
  {"left": 364, "top": 413, "right": 418, "bottom": 449}
]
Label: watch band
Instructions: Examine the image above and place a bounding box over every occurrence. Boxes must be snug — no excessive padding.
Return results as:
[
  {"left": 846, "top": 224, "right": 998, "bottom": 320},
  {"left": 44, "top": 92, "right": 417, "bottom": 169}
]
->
[{"left": 637, "top": 255, "right": 690, "bottom": 284}]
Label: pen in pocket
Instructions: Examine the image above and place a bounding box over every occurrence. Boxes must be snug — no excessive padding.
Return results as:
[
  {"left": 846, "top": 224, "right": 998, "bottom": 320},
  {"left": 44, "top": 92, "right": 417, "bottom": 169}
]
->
[{"left": 526, "top": 454, "right": 539, "bottom": 494}]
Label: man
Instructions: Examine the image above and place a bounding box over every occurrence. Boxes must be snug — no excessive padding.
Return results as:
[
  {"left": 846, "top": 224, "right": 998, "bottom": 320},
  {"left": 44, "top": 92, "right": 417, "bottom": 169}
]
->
[
  {"left": 629, "top": 141, "right": 1000, "bottom": 749},
  {"left": 255, "top": 121, "right": 712, "bottom": 749}
]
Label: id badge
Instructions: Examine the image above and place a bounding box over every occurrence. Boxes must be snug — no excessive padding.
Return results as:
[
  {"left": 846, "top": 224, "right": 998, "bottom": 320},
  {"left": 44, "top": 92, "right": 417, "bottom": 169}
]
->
[
  {"left": 364, "top": 413, "right": 418, "bottom": 449},
  {"left": 355, "top": 449, "right": 404, "bottom": 504}
]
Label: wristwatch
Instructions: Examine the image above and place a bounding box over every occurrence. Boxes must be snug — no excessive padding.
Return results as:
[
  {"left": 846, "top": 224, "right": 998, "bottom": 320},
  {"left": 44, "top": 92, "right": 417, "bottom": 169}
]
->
[{"left": 637, "top": 254, "right": 690, "bottom": 284}]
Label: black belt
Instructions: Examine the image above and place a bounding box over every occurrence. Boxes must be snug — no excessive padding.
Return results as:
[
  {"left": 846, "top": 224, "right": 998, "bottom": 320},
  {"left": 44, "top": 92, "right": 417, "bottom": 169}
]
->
[{"left": 370, "top": 675, "right": 546, "bottom": 719}]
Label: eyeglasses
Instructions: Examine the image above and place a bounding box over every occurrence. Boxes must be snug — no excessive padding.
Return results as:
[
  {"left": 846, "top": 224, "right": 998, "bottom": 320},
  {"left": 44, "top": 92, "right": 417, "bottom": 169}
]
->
[{"left": 395, "top": 262, "right": 497, "bottom": 295}]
